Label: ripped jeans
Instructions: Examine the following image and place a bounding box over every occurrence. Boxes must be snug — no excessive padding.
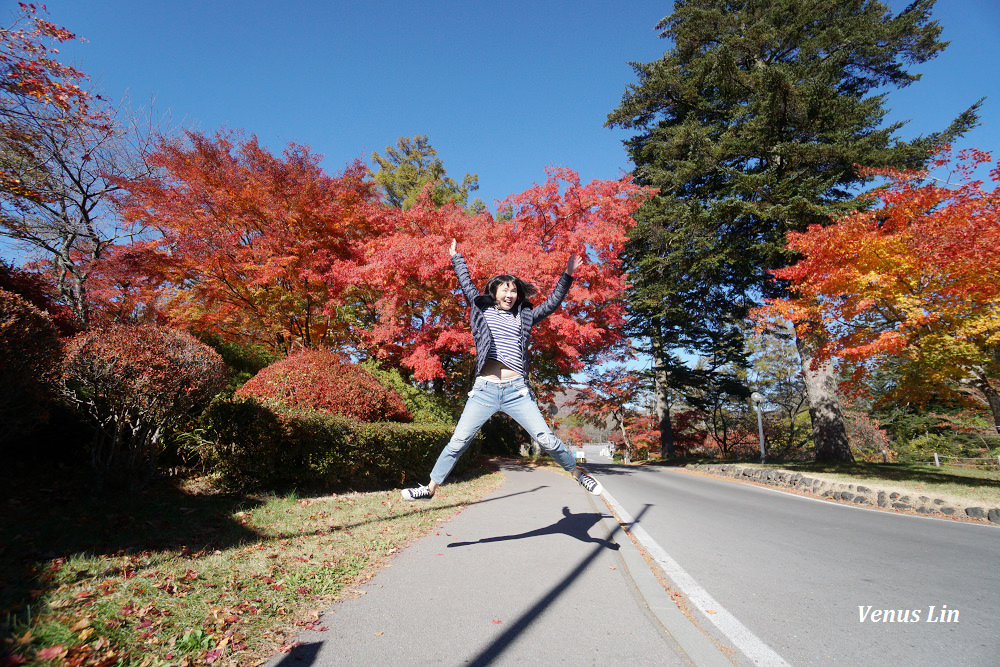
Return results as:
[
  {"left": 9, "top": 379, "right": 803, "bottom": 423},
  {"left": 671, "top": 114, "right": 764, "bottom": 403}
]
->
[{"left": 429, "top": 376, "right": 577, "bottom": 485}]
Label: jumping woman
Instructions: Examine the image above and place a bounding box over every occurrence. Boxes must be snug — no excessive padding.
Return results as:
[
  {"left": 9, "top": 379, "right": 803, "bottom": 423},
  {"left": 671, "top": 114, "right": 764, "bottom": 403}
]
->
[{"left": 401, "top": 239, "right": 603, "bottom": 501}]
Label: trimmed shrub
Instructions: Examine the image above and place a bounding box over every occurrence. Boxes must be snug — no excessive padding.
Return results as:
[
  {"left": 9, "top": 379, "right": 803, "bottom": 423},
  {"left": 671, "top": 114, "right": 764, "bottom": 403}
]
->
[
  {"left": 199, "top": 398, "right": 471, "bottom": 492},
  {"left": 236, "top": 349, "right": 412, "bottom": 422},
  {"left": 361, "top": 361, "right": 456, "bottom": 424},
  {"left": 0, "top": 288, "right": 62, "bottom": 450},
  {"left": 62, "top": 324, "right": 229, "bottom": 491}
]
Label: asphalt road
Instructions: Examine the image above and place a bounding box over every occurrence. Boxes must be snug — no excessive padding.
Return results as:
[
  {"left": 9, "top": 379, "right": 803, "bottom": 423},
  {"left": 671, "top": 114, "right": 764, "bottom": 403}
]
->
[{"left": 583, "top": 447, "right": 1000, "bottom": 667}]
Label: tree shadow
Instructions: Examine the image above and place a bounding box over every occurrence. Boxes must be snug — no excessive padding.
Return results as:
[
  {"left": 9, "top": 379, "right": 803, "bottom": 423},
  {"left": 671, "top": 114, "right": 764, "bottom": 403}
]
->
[
  {"left": 447, "top": 505, "right": 619, "bottom": 550},
  {"left": 0, "top": 461, "right": 267, "bottom": 621}
]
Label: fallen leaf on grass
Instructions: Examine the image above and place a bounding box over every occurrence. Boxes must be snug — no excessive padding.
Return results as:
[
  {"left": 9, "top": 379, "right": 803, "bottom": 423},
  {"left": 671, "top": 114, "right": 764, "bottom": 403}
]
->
[
  {"left": 37, "top": 645, "right": 67, "bottom": 660},
  {"left": 69, "top": 618, "right": 92, "bottom": 631}
]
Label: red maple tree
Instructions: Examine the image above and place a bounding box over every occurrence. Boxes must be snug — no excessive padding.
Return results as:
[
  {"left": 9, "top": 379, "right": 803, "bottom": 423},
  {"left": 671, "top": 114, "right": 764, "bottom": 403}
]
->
[
  {"left": 110, "top": 130, "right": 388, "bottom": 352},
  {"left": 0, "top": 3, "right": 95, "bottom": 201},
  {"left": 109, "top": 131, "right": 652, "bottom": 396},
  {"left": 358, "top": 168, "right": 651, "bottom": 392}
]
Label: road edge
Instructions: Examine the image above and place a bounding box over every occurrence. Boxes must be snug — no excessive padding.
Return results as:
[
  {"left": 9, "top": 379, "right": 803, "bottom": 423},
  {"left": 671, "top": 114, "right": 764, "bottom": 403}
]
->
[{"left": 585, "top": 490, "right": 734, "bottom": 667}]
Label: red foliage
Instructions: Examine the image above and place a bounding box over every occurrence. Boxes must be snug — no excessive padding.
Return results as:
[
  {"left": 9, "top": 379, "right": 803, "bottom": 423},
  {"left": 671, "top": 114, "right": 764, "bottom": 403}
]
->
[
  {"left": 671, "top": 409, "right": 709, "bottom": 456},
  {"left": 626, "top": 414, "right": 661, "bottom": 455},
  {"left": 108, "top": 132, "right": 653, "bottom": 396},
  {"left": 110, "top": 130, "right": 388, "bottom": 350},
  {"left": 0, "top": 260, "right": 77, "bottom": 334},
  {"left": 0, "top": 287, "right": 61, "bottom": 446},
  {"left": 62, "top": 324, "right": 229, "bottom": 488},
  {"left": 359, "top": 169, "right": 652, "bottom": 390},
  {"left": 236, "top": 349, "right": 412, "bottom": 423}
]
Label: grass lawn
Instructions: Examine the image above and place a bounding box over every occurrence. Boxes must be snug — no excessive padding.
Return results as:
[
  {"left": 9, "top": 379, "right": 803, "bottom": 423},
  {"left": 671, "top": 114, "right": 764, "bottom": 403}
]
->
[
  {"left": 686, "top": 460, "right": 1000, "bottom": 507},
  {"left": 0, "top": 461, "right": 504, "bottom": 667}
]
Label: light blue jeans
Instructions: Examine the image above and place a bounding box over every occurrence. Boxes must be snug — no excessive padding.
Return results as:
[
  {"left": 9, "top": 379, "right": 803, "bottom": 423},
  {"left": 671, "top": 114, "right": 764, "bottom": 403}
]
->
[{"left": 430, "top": 376, "right": 578, "bottom": 485}]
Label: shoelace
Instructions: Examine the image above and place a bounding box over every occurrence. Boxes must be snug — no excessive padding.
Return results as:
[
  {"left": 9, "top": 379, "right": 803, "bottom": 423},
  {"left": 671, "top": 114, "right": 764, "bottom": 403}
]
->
[
  {"left": 407, "top": 485, "right": 431, "bottom": 499},
  {"left": 578, "top": 475, "right": 598, "bottom": 492}
]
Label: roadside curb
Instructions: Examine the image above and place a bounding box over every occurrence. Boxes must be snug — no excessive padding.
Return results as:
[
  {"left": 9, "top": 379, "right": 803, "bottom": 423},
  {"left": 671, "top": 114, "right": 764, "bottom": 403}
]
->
[
  {"left": 584, "top": 490, "right": 733, "bottom": 667},
  {"left": 683, "top": 463, "right": 1000, "bottom": 525}
]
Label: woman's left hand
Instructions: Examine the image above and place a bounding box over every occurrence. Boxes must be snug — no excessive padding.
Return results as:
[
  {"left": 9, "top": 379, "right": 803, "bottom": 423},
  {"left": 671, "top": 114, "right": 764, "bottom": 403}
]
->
[{"left": 566, "top": 253, "right": 581, "bottom": 275}]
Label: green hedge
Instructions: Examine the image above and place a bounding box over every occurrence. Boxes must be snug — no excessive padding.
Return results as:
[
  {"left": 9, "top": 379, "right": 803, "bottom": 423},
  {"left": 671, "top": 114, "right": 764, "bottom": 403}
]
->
[{"left": 198, "top": 397, "right": 474, "bottom": 492}]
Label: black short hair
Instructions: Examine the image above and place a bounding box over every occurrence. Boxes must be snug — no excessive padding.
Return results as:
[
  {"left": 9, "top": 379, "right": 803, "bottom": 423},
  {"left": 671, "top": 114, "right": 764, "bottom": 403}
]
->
[{"left": 485, "top": 274, "right": 537, "bottom": 306}]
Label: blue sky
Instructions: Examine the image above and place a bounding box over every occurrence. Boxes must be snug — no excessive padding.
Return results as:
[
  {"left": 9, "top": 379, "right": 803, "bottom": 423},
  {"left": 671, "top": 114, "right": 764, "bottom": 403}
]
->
[{"left": 28, "top": 0, "right": 1000, "bottom": 210}]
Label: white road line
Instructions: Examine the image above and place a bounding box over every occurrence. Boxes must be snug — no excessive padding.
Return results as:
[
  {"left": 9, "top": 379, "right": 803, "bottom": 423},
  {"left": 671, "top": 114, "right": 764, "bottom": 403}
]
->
[{"left": 602, "top": 488, "right": 792, "bottom": 667}]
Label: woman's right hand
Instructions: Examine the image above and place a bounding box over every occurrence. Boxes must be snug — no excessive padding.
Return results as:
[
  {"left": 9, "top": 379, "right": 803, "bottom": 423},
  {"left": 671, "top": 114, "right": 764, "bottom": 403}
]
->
[{"left": 449, "top": 238, "right": 458, "bottom": 256}]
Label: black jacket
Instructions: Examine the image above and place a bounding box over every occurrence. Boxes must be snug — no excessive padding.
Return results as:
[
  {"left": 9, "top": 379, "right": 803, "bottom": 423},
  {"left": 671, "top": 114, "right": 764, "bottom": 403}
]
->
[{"left": 451, "top": 252, "right": 573, "bottom": 379}]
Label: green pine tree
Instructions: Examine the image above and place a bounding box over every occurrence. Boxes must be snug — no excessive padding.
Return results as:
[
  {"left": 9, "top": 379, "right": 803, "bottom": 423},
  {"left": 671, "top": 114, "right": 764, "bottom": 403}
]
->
[
  {"left": 607, "top": 0, "right": 981, "bottom": 462},
  {"left": 371, "top": 135, "right": 484, "bottom": 211}
]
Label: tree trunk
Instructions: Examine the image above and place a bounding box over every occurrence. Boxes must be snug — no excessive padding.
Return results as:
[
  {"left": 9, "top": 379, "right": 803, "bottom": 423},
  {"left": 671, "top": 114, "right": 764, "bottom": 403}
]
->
[
  {"left": 965, "top": 369, "right": 1000, "bottom": 434},
  {"left": 981, "top": 384, "right": 1000, "bottom": 434},
  {"left": 651, "top": 322, "right": 676, "bottom": 457},
  {"left": 793, "top": 322, "right": 853, "bottom": 463}
]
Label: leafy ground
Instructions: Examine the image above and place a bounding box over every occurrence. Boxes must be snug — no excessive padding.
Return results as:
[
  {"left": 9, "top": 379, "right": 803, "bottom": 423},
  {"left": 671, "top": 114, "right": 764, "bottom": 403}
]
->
[
  {"left": 670, "top": 459, "right": 1000, "bottom": 508},
  {"left": 0, "top": 461, "right": 504, "bottom": 667}
]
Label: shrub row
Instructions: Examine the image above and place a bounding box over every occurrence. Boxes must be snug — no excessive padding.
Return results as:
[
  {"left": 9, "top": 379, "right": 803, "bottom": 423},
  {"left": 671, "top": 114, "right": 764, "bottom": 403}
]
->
[
  {"left": 62, "top": 324, "right": 229, "bottom": 491},
  {"left": 198, "top": 398, "right": 473, "bottom": 492}
]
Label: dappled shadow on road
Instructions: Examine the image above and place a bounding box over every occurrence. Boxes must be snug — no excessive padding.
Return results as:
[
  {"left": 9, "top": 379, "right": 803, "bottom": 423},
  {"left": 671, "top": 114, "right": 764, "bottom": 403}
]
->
[
  {"left": 463, "top": 505, "right": 648, "bottom": 667},
  {"left": 447, "top": 505, "right": 619, "bottom": 550},
  {"left": 584, "top": 461, "right": 647, "bottom": 477}
]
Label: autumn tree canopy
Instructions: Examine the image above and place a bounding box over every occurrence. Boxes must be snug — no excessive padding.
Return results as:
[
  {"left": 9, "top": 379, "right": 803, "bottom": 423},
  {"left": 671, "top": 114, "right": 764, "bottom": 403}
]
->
[
  {"left": 758, "top": 148, "right": 1000, "bottom": 428},
  {"left": 111, "top": 129, "right": 387, "bottom": 352},
  {"left": 356, "top": 167, "right": 651, "bottom": 393},
  {"left": 0, "top": 3, "right": 92, "bottom": 201},
  {"left": 112, "top": 130, "right": 652, "bottom": 396}
]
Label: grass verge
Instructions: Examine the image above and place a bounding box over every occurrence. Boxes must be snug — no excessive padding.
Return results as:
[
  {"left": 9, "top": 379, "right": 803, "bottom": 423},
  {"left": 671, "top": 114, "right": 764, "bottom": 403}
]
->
[
  {"left": 0, "top": 461, "right": 505, "bottom": 667},
  {"left": 665, "top": 459, "right": 1000, "bottom": 507}
]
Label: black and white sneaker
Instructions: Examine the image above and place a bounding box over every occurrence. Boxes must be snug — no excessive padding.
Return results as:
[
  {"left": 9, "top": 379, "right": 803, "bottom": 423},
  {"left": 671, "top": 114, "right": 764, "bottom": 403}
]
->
[
  {"left": 576, "top": 472, "right": 603, "bottom": 495},
  {"left": 402, "top": 484, "right": 434, "bottom": 501}
]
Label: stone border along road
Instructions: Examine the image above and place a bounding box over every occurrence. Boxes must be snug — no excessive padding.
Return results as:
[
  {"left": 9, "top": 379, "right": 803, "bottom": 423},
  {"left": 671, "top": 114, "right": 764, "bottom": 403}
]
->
[{"left": 684, "top": 463, "right": 1000, "bottom": 525}]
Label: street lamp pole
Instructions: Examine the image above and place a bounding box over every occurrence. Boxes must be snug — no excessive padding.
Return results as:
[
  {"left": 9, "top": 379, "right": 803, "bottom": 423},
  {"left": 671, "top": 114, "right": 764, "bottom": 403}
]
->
[{"left": 751, "top": 391, "right": 765, "bottom": 464}]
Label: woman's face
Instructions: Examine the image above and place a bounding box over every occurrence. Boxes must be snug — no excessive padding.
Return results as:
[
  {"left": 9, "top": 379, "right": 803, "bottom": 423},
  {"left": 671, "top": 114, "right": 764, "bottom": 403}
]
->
[{"left": 494, "top": 281, "right": 518, "bottom": 311}]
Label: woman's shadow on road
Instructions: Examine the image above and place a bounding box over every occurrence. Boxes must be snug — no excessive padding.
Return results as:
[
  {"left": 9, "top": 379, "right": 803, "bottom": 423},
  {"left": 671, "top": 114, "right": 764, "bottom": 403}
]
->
[{"left": 446, "top": 505, "right": 619, "bottom": 550}]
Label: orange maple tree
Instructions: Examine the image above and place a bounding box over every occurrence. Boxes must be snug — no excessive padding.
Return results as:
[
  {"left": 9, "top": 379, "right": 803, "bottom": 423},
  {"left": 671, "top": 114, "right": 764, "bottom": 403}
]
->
[
  {"left": 756, "top": 148, "right": 1000, "bottom": 425},
  {"left": 568, "top": 365, "right": 653, "bottom": 460}
]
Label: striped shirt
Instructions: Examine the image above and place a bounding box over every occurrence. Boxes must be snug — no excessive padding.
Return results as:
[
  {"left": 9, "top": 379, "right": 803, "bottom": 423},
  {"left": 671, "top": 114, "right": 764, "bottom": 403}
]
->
[{"left": 483, "top": 306, "right": 524, "bottom": 375}]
